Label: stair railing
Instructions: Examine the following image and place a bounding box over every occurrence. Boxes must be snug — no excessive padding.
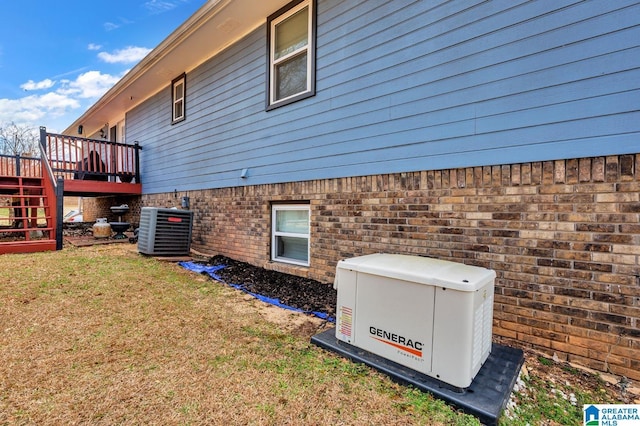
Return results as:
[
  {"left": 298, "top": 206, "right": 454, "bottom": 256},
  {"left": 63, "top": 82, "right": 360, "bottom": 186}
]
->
[{"left": 39, "top": 142, "right": 63, "bottom": 250}]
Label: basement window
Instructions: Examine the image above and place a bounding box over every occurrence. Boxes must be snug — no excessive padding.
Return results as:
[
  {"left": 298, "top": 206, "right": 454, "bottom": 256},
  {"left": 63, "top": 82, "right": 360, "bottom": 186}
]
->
[
  {"left": 272, "top": 204, "right": 310, "bottom": 266},
  {"left": 171, "top": 73, "right": 186, "bottom": 124},
  {"left": 266, "top": 0, "right": 316, "bottom": 110}
]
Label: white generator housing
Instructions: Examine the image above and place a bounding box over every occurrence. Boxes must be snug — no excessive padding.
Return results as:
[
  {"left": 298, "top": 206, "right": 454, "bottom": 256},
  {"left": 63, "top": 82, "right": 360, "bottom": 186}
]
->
[{"left": 334, "top": 253, "right": 496, "bottom": 389}]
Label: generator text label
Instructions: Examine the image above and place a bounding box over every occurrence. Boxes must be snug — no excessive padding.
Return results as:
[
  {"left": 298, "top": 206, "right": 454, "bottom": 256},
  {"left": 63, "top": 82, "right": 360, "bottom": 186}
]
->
[{"left": 369, "top": 326, "right": 423, "bottom": 358}]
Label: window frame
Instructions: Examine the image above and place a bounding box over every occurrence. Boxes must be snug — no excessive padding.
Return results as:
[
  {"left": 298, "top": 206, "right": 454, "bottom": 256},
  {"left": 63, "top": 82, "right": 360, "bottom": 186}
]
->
[
  {"left": 271, "top": 203, "right": 311, "bottom": 266},
  {"left": 171, "top": 73, "right": 186, "bottom": 124},
  {"left": 266, "top": 0, "right": 316, "bottom": 110}
]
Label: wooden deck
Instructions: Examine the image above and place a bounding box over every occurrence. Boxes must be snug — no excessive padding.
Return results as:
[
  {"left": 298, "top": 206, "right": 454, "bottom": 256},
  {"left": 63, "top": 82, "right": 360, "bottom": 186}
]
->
[
  {"left": 0, "top": 130, "right": 143, "bottom": 254},
  {"left": 40, "top": 128, "right": 142, "bottom": 196},
  {"left": 62, "top": 180, "right": 142, "bottom": 196}
]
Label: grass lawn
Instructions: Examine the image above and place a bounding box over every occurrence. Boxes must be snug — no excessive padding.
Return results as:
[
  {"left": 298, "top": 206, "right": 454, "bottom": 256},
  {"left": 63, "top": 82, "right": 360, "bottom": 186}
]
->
[{"left": 0, "top": 244, "right": 631, "bottom": 425}]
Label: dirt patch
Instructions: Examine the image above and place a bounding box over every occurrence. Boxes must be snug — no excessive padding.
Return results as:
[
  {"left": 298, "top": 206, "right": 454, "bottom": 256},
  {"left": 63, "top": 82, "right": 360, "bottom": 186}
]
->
[
  {"left": 246, "top": 294, "right": 331, "bottom": 338},
  {"left": 522, "top": 350, "right": 638, "bottom": 401}
]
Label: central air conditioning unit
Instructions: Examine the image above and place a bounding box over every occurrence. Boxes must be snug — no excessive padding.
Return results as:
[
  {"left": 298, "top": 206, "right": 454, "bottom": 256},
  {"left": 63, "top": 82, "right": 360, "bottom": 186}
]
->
[
  {"left": 334, "top": 253, "right": 496, "bottom": 390},
  {"left": 138, "top": 207, "right": 193, "bottom": 256}
]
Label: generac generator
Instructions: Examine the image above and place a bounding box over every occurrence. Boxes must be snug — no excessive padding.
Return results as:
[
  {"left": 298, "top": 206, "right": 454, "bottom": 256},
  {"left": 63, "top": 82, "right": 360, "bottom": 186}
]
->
[{"left": 334, "top": 253, "right": 496, "bottom": 389}]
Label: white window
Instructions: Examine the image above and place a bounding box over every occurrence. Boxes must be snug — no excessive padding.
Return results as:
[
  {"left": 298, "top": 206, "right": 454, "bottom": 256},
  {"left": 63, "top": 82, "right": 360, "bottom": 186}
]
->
[
  {"left": 272, "top": 204, "right": 310, "bottom": 266},
  {"left": 267, "top": 0, "right": 315, "bottom": 109},
  {"left": 172, "top": 74, "right": 186, "bottom": 123}
]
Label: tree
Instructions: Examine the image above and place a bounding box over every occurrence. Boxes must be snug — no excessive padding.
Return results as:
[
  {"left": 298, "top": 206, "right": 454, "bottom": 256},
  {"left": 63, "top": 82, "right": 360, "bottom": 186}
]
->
[{"left": 0, "top": 122, "right": 40, "bottom": 157}]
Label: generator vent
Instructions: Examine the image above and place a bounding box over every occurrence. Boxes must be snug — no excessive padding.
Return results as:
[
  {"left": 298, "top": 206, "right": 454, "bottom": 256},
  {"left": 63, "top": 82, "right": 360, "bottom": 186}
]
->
[{"left": 138, "top": 207, "right": 193, "bottom": 256}]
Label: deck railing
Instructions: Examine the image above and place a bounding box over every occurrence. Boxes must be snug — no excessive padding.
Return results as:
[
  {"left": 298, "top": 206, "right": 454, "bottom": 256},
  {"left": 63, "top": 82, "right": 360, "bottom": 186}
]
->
[
  {"left": 39, "top": 127, "right": 141, "bottom": 183},
  {"left": 0, "top": 153, "right": 42, "bottom": 178}
]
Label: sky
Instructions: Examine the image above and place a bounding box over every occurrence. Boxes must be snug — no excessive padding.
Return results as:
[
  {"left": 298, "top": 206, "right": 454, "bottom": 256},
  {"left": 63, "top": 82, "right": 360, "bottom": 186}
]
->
[{"left": 0, "top": 0, "right": 207, "bottom": 134}]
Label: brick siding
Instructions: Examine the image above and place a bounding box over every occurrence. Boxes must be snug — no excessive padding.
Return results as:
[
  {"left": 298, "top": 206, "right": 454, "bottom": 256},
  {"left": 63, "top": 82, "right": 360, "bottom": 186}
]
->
[
  {"left": 83, "top": 196, "right": 142, "bottom": 225},
  {"left": 141, "top": 154, "right": 640, "bottom": 381}
]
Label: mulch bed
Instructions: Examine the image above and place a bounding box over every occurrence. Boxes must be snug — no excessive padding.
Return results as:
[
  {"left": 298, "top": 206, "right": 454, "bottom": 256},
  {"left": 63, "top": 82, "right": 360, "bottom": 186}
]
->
[{"left": 205, "top": 255, "right": 337, "bottom": 320}]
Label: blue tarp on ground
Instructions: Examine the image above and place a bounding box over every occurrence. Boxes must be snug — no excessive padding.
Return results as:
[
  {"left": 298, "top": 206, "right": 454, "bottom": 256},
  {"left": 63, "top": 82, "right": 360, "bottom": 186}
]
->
[{"left": 179, "top": 261, "right": 335, "bottom": 322}]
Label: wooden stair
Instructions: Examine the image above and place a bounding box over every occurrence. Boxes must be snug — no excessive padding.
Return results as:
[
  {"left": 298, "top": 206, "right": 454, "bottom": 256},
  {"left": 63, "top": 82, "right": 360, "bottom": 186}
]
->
[
  {"left": 0, "top": 175, "right": 57, "bottom": 254},
  {"left": 0, "top": 129, "right": 142, "bottom": 254}
]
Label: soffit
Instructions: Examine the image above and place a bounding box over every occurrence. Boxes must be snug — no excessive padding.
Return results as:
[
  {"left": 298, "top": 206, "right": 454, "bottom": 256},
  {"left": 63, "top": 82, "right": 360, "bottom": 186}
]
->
[{"left": 64, "top": 0, "right": 288, "bottom": 136}]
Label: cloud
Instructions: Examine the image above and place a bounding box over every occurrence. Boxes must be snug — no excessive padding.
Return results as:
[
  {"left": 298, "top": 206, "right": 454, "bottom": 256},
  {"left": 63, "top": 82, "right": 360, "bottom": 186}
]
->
[
  {"left": 20, "top": 79, "right": 55, "bottom": 91},
  {"left": 0, "top": 92, "right": 80, "bottom": 124},
  {"left": 58, "top": 70, "right": 122, "bottom": 99},
  {"left": 98, "top": 46, "right": 152, "bottom": 64},
  {"left": 104, "top": 22, "right": 120, "bottom": 31},
  {"left": 103, "top": 17, "right": 134, "bottom": 32},
  {"left": 144, "top": 0, "right": 187, "bottom": 14},
  {"left": 88, "top": 43, "right": 102, "bottom": 51},
  {"left": 0, "top": 70, "right": 123, "bottom": 128}
]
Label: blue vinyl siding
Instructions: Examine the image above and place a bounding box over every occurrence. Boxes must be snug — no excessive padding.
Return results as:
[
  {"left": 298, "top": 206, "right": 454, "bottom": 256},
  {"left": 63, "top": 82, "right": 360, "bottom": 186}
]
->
[{"left": 126, "top": 0, "right": 640, "bottom": 194}]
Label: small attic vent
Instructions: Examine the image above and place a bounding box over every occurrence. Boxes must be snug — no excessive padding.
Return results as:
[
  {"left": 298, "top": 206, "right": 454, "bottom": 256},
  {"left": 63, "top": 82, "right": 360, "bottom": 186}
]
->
[{"left": 138, "top": 207, "right": 193, "bottom": 256}]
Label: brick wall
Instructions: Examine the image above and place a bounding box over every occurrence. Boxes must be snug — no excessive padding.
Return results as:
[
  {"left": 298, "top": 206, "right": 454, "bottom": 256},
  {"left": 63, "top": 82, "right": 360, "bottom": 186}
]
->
[
  {"left": 82, "top": 196, "right": 143, "bottom": 225},
  {"left": 81, "top": 198, "right": 99, "bottom": 223},
  {"left": 142, "top": 154, "right": 640, "bottom": 380}
]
